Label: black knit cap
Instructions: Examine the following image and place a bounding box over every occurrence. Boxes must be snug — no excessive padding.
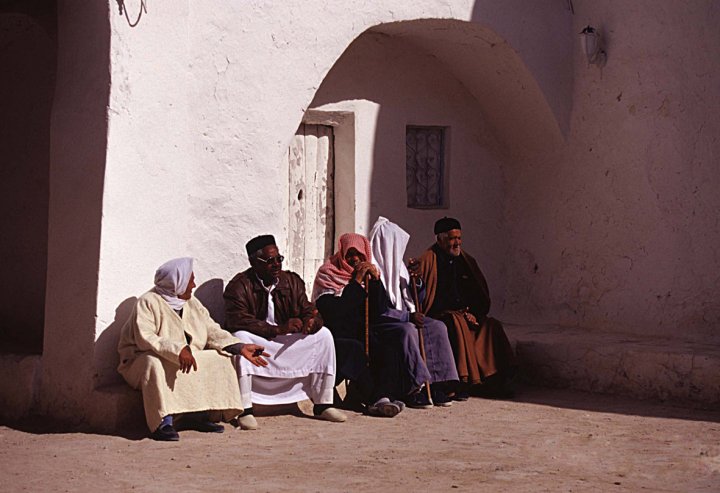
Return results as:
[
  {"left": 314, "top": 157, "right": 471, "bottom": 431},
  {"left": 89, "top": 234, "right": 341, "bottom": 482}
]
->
[
  {"left": 245, "top": 234, "right": 276, "bottom": 256},
  {"left": 434, "top": 217, "right": 461, "bottom": 235}
]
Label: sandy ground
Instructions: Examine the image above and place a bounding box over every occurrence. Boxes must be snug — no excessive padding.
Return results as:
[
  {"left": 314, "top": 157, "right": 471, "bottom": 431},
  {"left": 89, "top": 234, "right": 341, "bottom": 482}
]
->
[{"left": 1, "top": 386, "right": 719, "bottom": 492}]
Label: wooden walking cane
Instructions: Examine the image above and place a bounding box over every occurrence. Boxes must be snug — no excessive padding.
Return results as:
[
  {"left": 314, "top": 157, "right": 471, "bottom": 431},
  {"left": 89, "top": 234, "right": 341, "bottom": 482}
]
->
[
  {"left": 364, "top": 272, "right": 371, "bottom": 364},
  {"left": 410, "top": 271, "right": 433, "bottom": 403}
]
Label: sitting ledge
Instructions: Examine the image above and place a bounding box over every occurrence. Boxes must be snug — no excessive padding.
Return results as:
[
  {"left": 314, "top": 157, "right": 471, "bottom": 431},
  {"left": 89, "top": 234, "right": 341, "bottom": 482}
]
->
[{"left": 506, "top": 324, "right": 720, "bottom": 409}]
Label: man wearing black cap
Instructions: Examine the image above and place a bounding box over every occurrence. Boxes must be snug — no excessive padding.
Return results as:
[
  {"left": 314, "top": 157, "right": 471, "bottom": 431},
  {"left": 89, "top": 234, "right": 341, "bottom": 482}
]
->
[
  {"left": 223, "top": 234, "right": 346, "bottom": 428},
  {"left": 412, "top": 217, "right": 517, "bottom": 399}
]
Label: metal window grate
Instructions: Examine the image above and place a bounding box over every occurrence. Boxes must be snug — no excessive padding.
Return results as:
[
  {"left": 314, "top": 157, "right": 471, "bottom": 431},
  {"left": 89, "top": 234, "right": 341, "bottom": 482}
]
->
[{"left": 406, "top": 126, "right": 445, "bottom": 208}]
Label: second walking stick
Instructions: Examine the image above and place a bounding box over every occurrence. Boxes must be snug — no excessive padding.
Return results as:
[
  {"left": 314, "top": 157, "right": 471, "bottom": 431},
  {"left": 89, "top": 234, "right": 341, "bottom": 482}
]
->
[
  {"left": 364, "top": 272, "right": 370, "bottom": 364},
  {"left": 410, "top": 273, "right": 433, "bottom": 404}
]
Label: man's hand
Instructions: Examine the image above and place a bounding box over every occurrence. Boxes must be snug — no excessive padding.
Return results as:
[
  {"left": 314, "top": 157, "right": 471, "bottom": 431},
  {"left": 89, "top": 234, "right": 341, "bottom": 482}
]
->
[
  {"left": 410, "top": 311, "right": 424, "bottom": 329},
  {"left": 302, "top": 311, "right": 321, "bottom": 334},
  {"left": 302, "top": 317, "right": 316, "bottom": 334},
  {"left": 463, "top": 310, "right": 478, "bottom": 325},
  {"left": 281, "top": 318, "right": 303, "bottom": 334},
  {"left": 407, "top": 257, "right": 420, "bottom": 278},
  {"left": 179, "top": 346, "right": 197, "bottom": 373},
  {"left": 353, "top": 261, "right": 380, "bottom": 283},
  {"left": 240, "top": 344, "right": 270, "bottom": 367}
]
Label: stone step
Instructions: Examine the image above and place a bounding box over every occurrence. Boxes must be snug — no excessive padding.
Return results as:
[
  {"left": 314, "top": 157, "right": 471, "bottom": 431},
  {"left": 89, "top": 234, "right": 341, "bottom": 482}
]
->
[
  {"left": 506, "top": 324, "right": 720, "bottom": 409},
  {"left": 5, "top": 326, "right": 718, "bottom": 433}
]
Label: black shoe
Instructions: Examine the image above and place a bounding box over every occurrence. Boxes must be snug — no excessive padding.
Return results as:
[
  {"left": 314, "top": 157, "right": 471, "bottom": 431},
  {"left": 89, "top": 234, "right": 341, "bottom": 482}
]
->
[
  {"left": 340, "top": 384, "right": 367, "bottom": 413},
  {"left": 150, "top": 424, "right": 180, "bottom": 441},
  {"left": 431, "top": 388, "right": 453, "bottom": 407},
  {"left": 175, "top": 411, "right": 225, "bottom": 433},
  {"left": 479, "top": 389, "right": 515, "bottom": 400},
  {"left": 189, "top": 420, "right": 225, "bottom": 433},
  {"left": 473, "top": 382, "right": 515, "bottom": 400},
  {"left": 451, "top": 391, "right": 470, "bottom": 402},
  {"left": 403, "top": 391, "right": 433, "bottom": 409}
]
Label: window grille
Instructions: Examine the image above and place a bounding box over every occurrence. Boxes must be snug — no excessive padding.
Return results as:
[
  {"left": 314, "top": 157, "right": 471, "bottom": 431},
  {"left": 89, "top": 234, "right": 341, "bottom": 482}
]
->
[{"left": 406, "top": 126, "right": 446, "bottom": 208}]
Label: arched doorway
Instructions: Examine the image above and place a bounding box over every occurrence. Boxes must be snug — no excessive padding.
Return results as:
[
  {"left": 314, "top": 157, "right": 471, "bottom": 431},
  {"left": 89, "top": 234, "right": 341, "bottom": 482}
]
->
[{"left": 302, "top": 19, "right": 564, "bottom": 316}]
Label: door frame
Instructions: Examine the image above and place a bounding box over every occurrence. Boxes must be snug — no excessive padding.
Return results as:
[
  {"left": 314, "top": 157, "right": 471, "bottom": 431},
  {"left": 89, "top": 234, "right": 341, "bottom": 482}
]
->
[{"left": 283, "top": 109, "right": 355, "bottom": 258}]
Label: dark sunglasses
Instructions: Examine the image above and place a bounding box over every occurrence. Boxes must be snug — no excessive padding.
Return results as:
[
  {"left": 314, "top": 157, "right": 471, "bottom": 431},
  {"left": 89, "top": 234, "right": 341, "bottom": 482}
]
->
[{"left": 256, "top": 255, "right": 284, "bottom": 265}]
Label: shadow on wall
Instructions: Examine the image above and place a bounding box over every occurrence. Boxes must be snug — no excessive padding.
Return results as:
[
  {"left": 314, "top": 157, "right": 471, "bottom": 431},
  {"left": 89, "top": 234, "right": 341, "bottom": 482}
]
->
[
  {"left": 309, "top": 23, "right": 524, "bottom": 316},
  {"left": 39, "top": 0, "right": 112, "bottom": 414},
  {"left": 307, "top": 13, "right": 574, "bottom": 320},
  {"left": 0, "top": 4, "right": 57, "bottom": 355},
  {"left": 94, "top": 297, "right": 137, "bottom": 388},
  {"left": 93, "top": 279, "right": 227, "bottom": 389},
  {"left": 195, "top": 279, "right": 226, "bottom": 327}
]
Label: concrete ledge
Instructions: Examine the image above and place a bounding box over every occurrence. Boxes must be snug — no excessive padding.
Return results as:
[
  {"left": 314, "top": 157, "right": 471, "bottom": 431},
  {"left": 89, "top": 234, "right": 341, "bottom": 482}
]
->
[
  {"left": 92, "top": 387, "right": 314, "bottom": 432},
  {"left": 0, "top": 353, "right": 41, "bottom": 422},
  {"left": 91, "top": 384, "right": 145, "bottom": 433},
  {"left": 506, "top": 324, "right": 720, "bottom": 409},
  {"left": 5, "top": 327, "right": 718, "bottom": 433}
]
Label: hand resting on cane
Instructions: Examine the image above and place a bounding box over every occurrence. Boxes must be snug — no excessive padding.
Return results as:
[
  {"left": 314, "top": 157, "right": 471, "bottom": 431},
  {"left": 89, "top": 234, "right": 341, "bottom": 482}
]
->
[{"left": 353, "top": 261, "right": 379, "bottom": 284}]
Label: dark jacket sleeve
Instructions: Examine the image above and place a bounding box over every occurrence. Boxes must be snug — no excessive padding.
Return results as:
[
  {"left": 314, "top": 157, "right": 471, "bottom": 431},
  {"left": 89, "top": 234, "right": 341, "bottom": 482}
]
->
[
  {"left": 223, "top": 277, "right": 280, "bottom": 339},
  {"left": 287, "top": 272, "right": 322, "bottom": 326}
]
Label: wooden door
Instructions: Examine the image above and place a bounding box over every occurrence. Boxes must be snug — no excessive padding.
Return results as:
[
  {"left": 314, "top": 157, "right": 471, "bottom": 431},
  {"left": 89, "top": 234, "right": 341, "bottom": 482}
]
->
[{"left": 287, "top": 124, "right": 335, "bottom": 295}]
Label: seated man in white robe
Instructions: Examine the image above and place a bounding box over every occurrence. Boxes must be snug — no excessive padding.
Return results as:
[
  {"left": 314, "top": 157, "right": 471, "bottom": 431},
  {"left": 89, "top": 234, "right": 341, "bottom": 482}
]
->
[
  {"left": 118, "top": 257, "right": 266, "bottom": 441},
  {"left": 223, "top": 235, "right": 346, "bottom": 429}
]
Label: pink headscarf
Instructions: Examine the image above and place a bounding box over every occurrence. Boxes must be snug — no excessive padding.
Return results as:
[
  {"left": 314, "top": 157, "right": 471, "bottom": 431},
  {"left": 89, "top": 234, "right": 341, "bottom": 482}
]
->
[{"left": 312, "top": 233, "right": 371, "bottom": 301}]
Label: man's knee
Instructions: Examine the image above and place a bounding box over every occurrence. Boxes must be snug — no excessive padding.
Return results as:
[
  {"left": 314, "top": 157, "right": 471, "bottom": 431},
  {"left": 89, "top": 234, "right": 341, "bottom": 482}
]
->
[
  {"left": 398, "top": 323, "right": 419, "bottom": 344},
  {"left": 140, "top": 353, "right": 169, "bottom": 372},
  {"left": 131, "top": 353, "right": 172, "bottom": 389},
  {"left": 314, "top": 326, "right": 333, "bottom": 340},
  {"left": 312, "top": 326, "right": 336, "bottom": 350},
  {"left": 423, "top": 318, "right": 448, "bottom": 335}
]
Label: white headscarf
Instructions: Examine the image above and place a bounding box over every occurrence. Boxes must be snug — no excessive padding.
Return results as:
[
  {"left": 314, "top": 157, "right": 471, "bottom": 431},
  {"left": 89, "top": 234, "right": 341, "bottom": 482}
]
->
[
  {"left": 369, "top": 217, "right": 415, "bottom": 312},
  {"left": 153, "top": 257, "right": 194, "bottom": 310}
]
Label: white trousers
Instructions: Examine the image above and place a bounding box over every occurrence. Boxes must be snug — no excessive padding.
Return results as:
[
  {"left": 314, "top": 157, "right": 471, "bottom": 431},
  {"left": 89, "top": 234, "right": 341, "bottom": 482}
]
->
[{"left": 233, "top": 327, "right": 336, "bottom": 405}]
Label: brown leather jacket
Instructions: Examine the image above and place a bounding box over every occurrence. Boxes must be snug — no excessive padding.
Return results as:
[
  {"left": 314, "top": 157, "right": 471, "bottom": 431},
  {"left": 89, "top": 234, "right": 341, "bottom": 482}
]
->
[{"left": 223, "top": 268, "right": 322, "bottom": 339}]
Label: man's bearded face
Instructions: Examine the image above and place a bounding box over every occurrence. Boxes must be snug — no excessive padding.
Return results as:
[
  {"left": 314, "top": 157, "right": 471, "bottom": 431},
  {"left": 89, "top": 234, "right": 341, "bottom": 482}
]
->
[{"left": 438, "top": 229, "right": 462, "bottom": 257}]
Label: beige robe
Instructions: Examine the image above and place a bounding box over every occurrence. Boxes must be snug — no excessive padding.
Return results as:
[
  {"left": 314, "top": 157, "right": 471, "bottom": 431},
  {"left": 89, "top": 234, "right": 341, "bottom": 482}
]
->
[{"left": 118, "top": 291, "right": 243, "bottom": 431}]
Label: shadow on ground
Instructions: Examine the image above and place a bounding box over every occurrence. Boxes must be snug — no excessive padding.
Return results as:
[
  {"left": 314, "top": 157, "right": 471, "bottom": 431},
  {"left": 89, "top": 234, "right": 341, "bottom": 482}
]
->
[
  {"left": 0, "top": 415, "right": 147, "bottom": 440},
  {"left": 2, "top": 383, "right": 718, "bottom": 439},
  {"left": 510, "top": 384, "right": 720, "bottom": 424}
]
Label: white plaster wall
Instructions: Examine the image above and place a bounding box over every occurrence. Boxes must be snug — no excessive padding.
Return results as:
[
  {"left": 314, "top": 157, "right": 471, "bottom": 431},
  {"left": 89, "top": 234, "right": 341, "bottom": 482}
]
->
[
  {"left": 15, "top": 0, "right": 715, "bottom": 423},
  {"left": 103, "top": 1, "right": 195, "bottom": 291},
  {"left": 307, "top": 32, "right": 507, "bottom": 308},
  {"left": 502, "top": 0, "right": 720, "bottom": 342},
  {"left": 181, "top": 0, "right": 569, "bottom": 280},
  {"left": 94, "top": 2, "right": 196, "bottom": 384},
  {"left": 94, "top": 0, "right": 570, "bottom": 384}
]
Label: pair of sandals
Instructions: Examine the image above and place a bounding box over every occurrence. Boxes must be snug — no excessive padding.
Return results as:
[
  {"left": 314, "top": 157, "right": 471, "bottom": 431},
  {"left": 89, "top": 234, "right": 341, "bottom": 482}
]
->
[{"left": 367, "top": 397, "right": 405, "bottom": 417}]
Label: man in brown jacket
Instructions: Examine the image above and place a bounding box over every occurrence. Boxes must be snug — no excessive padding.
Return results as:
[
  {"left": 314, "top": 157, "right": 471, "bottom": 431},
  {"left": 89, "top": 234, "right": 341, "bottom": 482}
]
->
[
  {"left": 224, "top": 234, "right": 346, "bottom": 429},
  {"left": 414, "top": 218, "right": 517, "bottom": 400}
]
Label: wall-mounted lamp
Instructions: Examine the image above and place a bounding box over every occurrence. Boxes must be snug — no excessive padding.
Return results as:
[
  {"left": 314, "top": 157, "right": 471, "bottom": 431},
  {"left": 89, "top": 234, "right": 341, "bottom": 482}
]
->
[{"left": 580, "top": 25, "right": 607, "bottom": 67}]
